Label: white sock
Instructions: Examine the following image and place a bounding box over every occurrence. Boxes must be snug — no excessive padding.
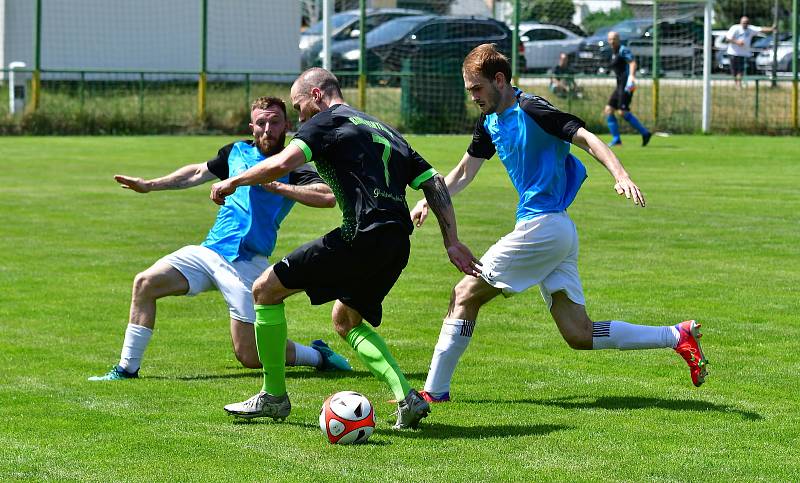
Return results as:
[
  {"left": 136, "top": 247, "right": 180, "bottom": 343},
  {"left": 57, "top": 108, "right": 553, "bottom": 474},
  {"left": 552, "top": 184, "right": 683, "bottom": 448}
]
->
[
  {"left": 592, "top": 320, "right": 679, "bottom": 350},
  {"left": 118, "top": 324, "right": 153, "bottom": 373},
  {"left": 423, "top": 319, "right": 475, "bottom": 395},
  {"left": 290, "top": 341, "right": 322, "bottom": 368}
]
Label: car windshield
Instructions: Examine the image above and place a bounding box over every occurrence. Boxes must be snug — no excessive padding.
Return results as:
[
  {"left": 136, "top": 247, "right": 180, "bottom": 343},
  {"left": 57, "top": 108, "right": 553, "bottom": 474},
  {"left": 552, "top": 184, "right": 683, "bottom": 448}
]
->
[
  {"left": 305, "top": 13, "right": 358, "bottom": 35},
  {"left": 611, "top": 19, "right": 648, "bottom": 36},
  {"left": 593, "top": 26, "right": 612, "bottom": 37},
  {"left": 366, "top": 17, "right": 420, "bottom": 43}
]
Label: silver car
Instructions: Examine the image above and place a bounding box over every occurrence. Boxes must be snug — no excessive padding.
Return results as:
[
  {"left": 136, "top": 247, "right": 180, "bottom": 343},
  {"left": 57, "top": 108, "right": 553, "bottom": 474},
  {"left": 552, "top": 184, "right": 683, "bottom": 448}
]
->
[
  {"left": 755, "top": 39, "right": 797, "bottom": 72},
  {"left": 518, "top": 23, "right": 584, "bottom": 71}
]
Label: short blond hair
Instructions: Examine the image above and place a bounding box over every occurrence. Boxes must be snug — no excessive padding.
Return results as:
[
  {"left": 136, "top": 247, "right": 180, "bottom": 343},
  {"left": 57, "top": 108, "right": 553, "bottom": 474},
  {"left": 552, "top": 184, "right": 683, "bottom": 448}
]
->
[
  {"left": 250, "top": 96, "right": 287, "bottom": 118},
  {"left": 463, "top": 43, "right": 511, "bottom": 83}
]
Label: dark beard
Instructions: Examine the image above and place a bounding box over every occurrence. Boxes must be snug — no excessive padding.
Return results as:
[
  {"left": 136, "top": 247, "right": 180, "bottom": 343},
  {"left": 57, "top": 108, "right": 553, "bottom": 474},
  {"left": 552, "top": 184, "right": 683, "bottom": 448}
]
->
[{"left": 255, "top": 132, "right": 286, "bottom": 157}]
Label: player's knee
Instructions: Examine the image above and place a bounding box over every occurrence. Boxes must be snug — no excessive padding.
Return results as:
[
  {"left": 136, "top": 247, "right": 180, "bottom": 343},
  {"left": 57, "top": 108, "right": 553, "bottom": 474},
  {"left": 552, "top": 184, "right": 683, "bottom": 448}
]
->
[
  {"left": 251, "top": 277, "right": 279, "bottom": 305},
  {"left": 603, "top": 105, "right": 613, "bottom": 116},
  {"left": 132, "top": 271, "right": 157, "bottom": 299}
]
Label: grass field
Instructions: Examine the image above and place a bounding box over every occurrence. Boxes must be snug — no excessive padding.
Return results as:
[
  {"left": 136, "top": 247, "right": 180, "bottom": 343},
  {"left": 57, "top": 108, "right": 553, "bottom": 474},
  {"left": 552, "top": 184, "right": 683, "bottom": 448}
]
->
[{"left": 1, "top": 134, "right": 799, "bottom": 481}]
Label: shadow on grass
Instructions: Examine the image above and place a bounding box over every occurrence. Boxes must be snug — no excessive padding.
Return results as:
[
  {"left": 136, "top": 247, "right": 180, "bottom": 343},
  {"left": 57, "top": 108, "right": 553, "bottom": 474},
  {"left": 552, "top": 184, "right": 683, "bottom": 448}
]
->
[
  {"left": 390, "top": 422, "right": 569, "bottom": 440},
  {"left": 464, "top": 395, "right": 763, "bottom": 421},
  {"left": 148, "top": 370, "right": 428, "bottom": 381}
]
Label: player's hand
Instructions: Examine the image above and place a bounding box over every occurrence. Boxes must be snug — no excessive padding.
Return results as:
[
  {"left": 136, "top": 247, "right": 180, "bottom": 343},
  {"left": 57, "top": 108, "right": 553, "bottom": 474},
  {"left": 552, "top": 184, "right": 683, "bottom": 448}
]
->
[
  {"left": 446, "top": 241, "right": 482, "bottom": 277},
  {"left": 114, "top": 175, "right": 151, "bottom": 193},
  {"left": 410, "top": 199, "right": 430, "bottom": 227},
  {"left": 614, "top": 176, "right": 646, "bottom": 207},
  {"left": 210, "top": 179, "right": 236, "bottom": 205},
  {"left": 624, "top": 79, "right": 636, "bottom": 93}
]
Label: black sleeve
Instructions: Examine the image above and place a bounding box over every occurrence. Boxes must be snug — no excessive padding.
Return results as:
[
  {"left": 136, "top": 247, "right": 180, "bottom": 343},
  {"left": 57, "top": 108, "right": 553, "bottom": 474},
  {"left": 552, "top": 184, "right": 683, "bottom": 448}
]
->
[
  {"left": 206, "top": 142, "right": 239, "bottom": 180},
  {"left": 466, "top": 115, "right": 496, "bottom": 159},
  {"left": 404, "top": 149, "right": 436, "bottom": 189},
  {"left": 206, "top": 141, "right": 253, "bottom": 179},
  {"left": 292, "top": 111, "right": 336, "bottom": 161},
  {"left": 288, "top": 163, "right": 325, "bottom": 186},
  {"left": 518, "top": 94, "right": 586, "bottom": 142}
]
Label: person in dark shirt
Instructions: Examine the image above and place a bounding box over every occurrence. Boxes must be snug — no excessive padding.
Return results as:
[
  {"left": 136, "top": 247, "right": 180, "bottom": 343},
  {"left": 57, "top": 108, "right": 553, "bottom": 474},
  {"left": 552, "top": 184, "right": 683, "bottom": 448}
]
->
[
  {"left": 604, "top": 31, "right": 652, "bottom": 147},
  {"left": 88, "top": 96, "right": 352, "bottom": 382},
  {"left": 210, "top": 68, "right": 479, "bottom": 429},
  {"left": 410, "top": 44, "right": 708, "bottom": 404},
  {"left": 548, "top": 52, "right": 581, "bottom": 98}
]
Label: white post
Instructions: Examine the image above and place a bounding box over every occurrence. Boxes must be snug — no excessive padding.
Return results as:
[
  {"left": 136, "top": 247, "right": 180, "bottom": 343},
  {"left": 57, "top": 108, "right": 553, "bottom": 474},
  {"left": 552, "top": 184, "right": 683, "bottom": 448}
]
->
[
  {"left": 9, "top": 61, "right": 26, "bottom": 115},
  {"left": 702, "top": 0, "right": 712, "bottom": 133},
  {"left": 322, "top": 0, "right": 332, "bottom": 70}
]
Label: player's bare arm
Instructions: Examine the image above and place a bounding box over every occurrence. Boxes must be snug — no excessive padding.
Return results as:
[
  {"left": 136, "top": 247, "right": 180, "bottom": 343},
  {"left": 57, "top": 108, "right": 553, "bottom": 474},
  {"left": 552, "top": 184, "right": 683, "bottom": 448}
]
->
[
  {"left": 115, "top": 163, "right": 215, "bottom": 193},
  {"left": 412, "top": 153, "right": 486, "bottom": 227},
  {"left": 210, "top": 144, "right": 307, "bottom": 205},
  {"left": 262, "top": 181, "right": 336, "bottom": 208},
  {"left": 571, "top": 127, "right": 646, "bottom": 207},
  {"left": 420, "top": 175, "right": 481, "bottom": 277}
]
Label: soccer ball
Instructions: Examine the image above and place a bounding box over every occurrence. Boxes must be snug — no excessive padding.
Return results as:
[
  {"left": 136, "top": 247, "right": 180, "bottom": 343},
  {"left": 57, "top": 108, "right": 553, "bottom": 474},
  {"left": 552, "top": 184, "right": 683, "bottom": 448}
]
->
[{"left": 319, "top": 391, "right": 376, "bottom": 445}]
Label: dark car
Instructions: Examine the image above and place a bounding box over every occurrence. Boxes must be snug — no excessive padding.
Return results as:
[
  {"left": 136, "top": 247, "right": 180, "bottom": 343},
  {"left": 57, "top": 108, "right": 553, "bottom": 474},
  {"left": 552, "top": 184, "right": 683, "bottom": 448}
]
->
[
  {"left": 324, "top": 15, "right": 512, "bottom": 76},
  {"left": 572, "top": 17, "right": 705, "bottom": 76},
  {"left": 301, "top": 8, "right": 425, "bottom": 69},
  {"left": 629, "top": 18, "right": 704, "bottom": 75},
  {"left": 571, "top": 19, "right": 650, "bottom": 74}
]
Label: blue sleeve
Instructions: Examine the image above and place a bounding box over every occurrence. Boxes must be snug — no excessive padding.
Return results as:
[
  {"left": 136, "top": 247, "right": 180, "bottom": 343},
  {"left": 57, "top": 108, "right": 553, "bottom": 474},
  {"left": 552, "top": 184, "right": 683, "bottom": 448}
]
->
[{"left": 621, "top": 47, "right": 634, "bottom": 63}]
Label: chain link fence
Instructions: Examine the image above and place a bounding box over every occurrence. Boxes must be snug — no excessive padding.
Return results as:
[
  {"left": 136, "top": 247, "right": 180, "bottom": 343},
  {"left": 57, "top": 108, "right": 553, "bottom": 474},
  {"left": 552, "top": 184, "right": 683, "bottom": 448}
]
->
[{"left": 0, "top": 0, "right": 797, "bottom": 135}]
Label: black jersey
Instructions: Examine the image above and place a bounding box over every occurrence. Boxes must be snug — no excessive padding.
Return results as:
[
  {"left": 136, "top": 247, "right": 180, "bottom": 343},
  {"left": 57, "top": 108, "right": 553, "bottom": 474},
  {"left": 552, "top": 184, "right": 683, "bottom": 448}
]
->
[
  {"left": 609, "top": 45, "right": 634, "bottom": 86},
  {"left": 290, "top": 104, "right": 437, "bottom": 242}
]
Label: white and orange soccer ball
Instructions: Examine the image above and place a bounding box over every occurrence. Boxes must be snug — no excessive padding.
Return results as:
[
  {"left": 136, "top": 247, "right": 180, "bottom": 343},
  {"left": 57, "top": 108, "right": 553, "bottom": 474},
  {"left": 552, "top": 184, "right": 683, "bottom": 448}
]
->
[{"left": 319, "top": 391, "right": 376, "bottom": 444}]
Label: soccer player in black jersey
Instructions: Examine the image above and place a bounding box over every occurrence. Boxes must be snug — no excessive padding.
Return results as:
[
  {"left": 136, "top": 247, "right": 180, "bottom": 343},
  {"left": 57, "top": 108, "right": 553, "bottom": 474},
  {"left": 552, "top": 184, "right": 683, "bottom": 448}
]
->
[
  {"left": 210, "top": 68, "right": 479, "bottom": 429},
  {"left": 604, "top": 31, "right": 652, "bottom": 147}
]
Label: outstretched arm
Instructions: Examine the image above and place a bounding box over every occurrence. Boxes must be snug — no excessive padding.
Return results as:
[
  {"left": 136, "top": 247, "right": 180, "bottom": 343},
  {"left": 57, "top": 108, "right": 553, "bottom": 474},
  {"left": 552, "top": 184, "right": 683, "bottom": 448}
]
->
[
  {"left": 411, "top": 152, "right": 486, "bottom": 227},
  {"left": 114, "top": 163, "right": 216, "bottom": 193},
  {"left": 571, "top": 127, "right": 646, "bottom": 207},
  {"left": 210, "top": 144, "right": 307, "bottom": 205},
  {"left": 420, "top": 175, "right": 481, "bottom": 277},
  {"left": 262, "top": 181, "right": 336, "bottom": 208}
]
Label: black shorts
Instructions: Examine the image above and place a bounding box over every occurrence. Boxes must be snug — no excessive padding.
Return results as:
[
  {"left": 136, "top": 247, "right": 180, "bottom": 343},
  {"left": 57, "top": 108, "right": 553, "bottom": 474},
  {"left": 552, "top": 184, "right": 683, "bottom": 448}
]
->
[
  {"left": 730, "top": 55, "right": 748, "bottom": 76},
  {"left": 272, "top": 224, "right": 410, "bottom": 327},
  {"left": 608, "top": 85, "right": 633, "bottom": 111}
]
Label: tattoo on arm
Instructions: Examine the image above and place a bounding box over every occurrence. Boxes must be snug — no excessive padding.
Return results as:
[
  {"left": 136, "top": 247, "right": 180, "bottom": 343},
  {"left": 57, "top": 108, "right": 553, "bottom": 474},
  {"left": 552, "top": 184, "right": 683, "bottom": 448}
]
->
[{"left": 421, "top": 175, "right": 456, "bottom": 243}]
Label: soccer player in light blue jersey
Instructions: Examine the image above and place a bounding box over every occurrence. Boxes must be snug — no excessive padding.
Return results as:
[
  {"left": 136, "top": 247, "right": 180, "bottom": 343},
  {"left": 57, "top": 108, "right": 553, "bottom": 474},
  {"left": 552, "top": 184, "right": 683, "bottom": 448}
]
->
[
  {"left": 412, "top": 44, "right": 708, "bottom": 402},
  {"left": 89, "top": 96, "right": 352, "bottom": 381}
]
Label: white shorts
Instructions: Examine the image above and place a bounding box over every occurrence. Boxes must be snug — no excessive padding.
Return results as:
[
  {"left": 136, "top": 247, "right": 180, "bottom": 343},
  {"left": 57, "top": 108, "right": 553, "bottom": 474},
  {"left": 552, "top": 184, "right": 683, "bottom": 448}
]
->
[
  {"left": 159, "top": 245, "right": 269, "bottom": 324},
  {"left": 479, "top": 211, "right": 585, "bottom": 308}
]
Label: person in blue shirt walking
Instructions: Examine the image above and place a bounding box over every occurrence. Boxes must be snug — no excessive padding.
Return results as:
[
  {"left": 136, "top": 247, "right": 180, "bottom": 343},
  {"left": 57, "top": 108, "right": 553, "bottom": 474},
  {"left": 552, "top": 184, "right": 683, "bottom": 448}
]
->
[
  {"left": 411, "top": 44, "right": 709, "bottom": 402},
  {"left": 604, "top": 31, "right": 652, "bottom": 147},
  {"left": 89, "top": 96, "right": 352, "bottom": 381}
]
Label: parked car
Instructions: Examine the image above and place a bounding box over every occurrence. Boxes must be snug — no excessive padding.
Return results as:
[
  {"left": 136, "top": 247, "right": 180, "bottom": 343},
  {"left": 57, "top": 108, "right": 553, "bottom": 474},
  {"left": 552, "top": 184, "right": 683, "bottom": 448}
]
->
[
  {"left": 300, "top": 8, "right": 424, "bottom": 68},
  {"left": 517, "top": 22, "right": 584, "bottom": 72},
  {"left": 628, "top": 18, "right": 704, "bottom": 75},
  {"left": 323, "top": 15, "right": 512, "bottom": 75},
  {"left": 572, "top": 17, "right": 705, "bottom": 76},
  {"left": 571, "top": 19, "right": 650, "bottom": 74},
  {"left": 755, "top": 37, "right": 797, "bottom": 72}
]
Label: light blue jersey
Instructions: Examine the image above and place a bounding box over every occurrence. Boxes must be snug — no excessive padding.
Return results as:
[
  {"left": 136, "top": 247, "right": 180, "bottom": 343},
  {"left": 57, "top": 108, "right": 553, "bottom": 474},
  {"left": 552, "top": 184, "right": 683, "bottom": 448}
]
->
[
  {"left": 468, "top": 90, "right": 587, "bottom": 222},
  {"left": 202, "top": 141, "right": 320, "bottom": 262}
]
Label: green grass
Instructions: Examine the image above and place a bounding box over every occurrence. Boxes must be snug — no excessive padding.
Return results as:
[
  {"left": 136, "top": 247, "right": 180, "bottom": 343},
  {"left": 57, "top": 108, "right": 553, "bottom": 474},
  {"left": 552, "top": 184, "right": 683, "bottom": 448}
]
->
[{"left": 1, "top": 134, "right": 799, "bottom": 481}]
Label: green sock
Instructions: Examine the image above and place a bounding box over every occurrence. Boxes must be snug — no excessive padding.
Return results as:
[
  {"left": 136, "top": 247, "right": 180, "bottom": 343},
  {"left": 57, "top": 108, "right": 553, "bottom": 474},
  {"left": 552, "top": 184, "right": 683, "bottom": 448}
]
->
[
  {"left": 345, "top": 322, "right": 410, "bottom": 401},
  {"left": 254, "top": 304, "right": 287, "bottom": 396}
]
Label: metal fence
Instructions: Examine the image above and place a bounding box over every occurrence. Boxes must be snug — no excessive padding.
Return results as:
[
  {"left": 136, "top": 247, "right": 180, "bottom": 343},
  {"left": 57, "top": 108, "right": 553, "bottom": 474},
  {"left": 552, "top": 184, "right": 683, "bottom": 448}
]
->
[{"left": 1, "top": 0, "right": 797, "bottom": 135}]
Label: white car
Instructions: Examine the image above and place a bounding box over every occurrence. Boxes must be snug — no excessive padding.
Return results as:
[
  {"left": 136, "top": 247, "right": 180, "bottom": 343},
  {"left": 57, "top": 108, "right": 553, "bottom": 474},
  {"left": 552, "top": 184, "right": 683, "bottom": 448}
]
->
[
  {"left": 755, "top": 40, "right": 797, "bottom": 72},
  {"left": 517, "top": 23, "right": 584, "bottom": 71}
]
